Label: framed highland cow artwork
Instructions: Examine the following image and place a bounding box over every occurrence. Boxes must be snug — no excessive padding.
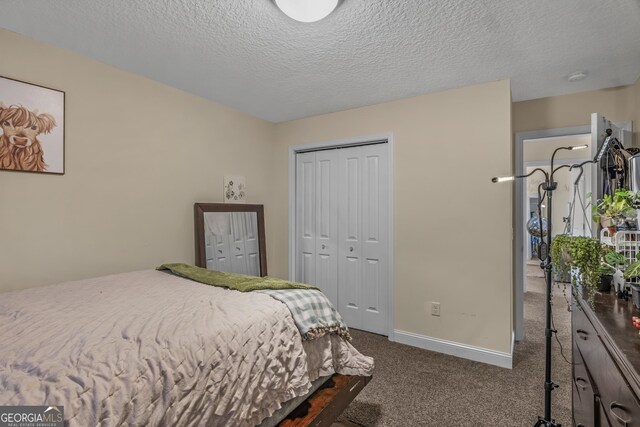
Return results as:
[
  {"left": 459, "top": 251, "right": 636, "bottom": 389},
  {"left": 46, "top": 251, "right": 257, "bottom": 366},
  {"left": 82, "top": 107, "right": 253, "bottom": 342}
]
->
[{"left": 0, "top": 76, "right": 65, "bottom": 174}]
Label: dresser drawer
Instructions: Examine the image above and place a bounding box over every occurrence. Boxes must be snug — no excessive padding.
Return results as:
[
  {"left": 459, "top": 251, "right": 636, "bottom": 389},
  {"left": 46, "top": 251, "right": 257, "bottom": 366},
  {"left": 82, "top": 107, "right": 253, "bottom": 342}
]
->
[
  {"left": 574, "top": 392, "right": 613, "bottom": 427},
  {"left": 598, "top": 369, "right": 640, "bottom": 426},
  {"left": 573, "top": 349, "right": 597, "bottom": 426},
  {"left": 597, "top": 396, "right": 612, "bottom": 427},
  {"left": 580, "top": 334, "right": 640, "bottom": 425},
  {"left": 573, "top": 303, "right": 600, "bottom": 358}
]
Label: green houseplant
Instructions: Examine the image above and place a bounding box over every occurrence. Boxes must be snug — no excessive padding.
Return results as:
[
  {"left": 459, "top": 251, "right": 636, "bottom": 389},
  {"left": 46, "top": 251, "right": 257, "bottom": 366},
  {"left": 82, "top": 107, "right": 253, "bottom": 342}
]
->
[
  {"left": 550, "top": 234, "right": 572, "bottom": 282},
  {"left": 624, "top": 254, "right": 640, "bottom": 309},
  {"left": 593, "top": 188, "right": 638, "bottom": 228},
  {"left": 598, "top": 264, "right": 614, "bottom": 292},
  {"left": 623, "top": 253, "right": 640, "bottom": 280},
  {"left": 604, "top": 250, "right": 627, "bottom": 268},
  {"left": 550, "top": 234, "right": 602, "bottom": 301}
]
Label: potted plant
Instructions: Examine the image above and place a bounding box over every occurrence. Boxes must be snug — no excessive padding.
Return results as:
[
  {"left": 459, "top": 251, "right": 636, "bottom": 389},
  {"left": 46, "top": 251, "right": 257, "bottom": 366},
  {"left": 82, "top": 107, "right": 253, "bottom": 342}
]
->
[
  {"left": 551, "top": 234, "right": 602, "bottom": 302},
  {"left": 550, "top": 234, "right": 572, "bottom": 282},
  {"left": 598, "top": 247, "right": 626, "bottom": 293},
  {"left": 623, "top": 254, "right": 640, "bottom": 309},
  {"left": 593, "top": 188, "right": 639, "bottom": 231},
  {"left": 598, "top": 264, "right": 614, "bottom": 292},
  {"left": 604, "top": 250, "right": 627, "bottom": 268}
]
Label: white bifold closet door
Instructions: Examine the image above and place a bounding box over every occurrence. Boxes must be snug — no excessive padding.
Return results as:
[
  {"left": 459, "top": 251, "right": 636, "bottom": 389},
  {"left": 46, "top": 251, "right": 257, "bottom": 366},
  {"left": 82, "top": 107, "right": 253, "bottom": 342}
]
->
[
  {"left": 295, "top": 144, "right": 389, "bottom": 335},
  {"left": 296, "top": 150, "right": 339, "bottom": 304}
]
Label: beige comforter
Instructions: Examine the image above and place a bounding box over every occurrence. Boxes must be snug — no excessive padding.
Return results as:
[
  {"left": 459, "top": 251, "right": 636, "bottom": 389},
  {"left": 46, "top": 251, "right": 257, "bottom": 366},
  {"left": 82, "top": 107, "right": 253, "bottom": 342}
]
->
[{"left": 0, "top": 270, "right": 373, "bottom": 426}]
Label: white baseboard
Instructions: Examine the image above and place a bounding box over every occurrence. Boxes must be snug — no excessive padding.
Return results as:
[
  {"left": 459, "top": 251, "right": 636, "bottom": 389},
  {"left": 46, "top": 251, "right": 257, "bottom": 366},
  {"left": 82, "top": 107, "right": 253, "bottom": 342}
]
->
[
  {"left": 387, "top": 329, "right": 396, "bottom": 342},
  {"left": 394, "top": 329, "right": 513, "bottom": 369}
]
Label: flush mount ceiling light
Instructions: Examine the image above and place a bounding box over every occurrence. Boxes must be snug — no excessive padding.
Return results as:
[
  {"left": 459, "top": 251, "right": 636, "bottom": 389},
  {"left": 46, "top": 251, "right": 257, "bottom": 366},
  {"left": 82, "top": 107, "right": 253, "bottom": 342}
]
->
[
  {"left": 567, "top": 71, "right": 588, "bottom": 82},
  {"left": 274, "top": 0, "right": 339, "bottom": 22}
]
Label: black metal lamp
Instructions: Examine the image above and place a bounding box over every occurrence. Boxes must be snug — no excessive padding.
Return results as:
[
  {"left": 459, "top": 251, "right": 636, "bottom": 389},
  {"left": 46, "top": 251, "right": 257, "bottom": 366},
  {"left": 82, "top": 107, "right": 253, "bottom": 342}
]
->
[{"left": 492, "top": 144, "right": 588, "bottom": 427}]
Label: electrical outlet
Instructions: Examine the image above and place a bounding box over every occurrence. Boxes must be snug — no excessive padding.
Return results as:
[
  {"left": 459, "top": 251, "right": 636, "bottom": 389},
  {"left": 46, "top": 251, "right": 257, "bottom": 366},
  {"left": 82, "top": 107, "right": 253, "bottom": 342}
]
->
[{"left": 431, "top": 302, "right": 441, "bottom": 317}]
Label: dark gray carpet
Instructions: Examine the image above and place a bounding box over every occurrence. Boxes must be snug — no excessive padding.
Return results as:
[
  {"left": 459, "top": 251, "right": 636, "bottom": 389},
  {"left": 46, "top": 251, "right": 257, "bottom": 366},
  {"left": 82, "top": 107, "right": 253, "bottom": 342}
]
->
[{"left": 336, "top": 276, "right": 572, "bottom": 426}]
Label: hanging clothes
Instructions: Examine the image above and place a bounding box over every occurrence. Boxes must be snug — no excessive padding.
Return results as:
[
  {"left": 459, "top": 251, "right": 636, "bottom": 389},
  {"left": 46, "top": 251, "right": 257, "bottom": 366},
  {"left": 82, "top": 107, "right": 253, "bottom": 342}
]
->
[{"left": 600, "top": 134, "right": 631, "bottom": 196}]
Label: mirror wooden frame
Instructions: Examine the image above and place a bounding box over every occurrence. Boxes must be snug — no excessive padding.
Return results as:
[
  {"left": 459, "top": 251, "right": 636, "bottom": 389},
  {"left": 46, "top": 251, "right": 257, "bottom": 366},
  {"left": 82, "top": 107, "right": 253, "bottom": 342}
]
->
[{"left": 194, "top": 203, "right": 268, "bottom": 276}]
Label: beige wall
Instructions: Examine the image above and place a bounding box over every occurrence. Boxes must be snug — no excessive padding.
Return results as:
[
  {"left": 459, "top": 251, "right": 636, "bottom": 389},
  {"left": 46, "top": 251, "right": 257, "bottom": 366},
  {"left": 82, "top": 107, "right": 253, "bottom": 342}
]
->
[
  {"left": 1, "top": 30, "right": 514, "bottom": 355},
  {"left": 0, "top": 29, "right": 276, "bottom": 291},
  {"left": 523, "top": 134, "right": 591, "bottom": 163},
  {"left": 514, "top": 81, "right": 640, "bottom": 146},
  {"left": 636, "top": 79, "right": 640, "bottom": 143},
  {"left": 272, "top": 80, "right": 513, "bottom": 353}
]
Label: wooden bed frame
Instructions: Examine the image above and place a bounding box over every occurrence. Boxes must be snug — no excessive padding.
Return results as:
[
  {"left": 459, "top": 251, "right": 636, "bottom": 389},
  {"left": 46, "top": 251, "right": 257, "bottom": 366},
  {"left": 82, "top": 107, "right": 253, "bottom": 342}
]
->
[{"left": 278, "top": 374, "right": 371, "bottom": 427}]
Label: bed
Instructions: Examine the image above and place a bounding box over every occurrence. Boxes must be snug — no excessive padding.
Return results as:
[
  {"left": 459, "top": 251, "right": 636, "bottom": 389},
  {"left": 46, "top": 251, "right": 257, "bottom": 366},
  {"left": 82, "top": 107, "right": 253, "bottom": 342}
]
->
[{"left": 0, "top": 269, "right": 373, "bottom": 426}]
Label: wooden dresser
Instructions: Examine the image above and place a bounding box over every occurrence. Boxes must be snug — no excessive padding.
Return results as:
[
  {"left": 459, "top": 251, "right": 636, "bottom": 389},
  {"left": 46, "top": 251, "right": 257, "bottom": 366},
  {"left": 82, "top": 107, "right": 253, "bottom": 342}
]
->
[{"left": 572, "top": 290, "right": 640, "bottom": 426}]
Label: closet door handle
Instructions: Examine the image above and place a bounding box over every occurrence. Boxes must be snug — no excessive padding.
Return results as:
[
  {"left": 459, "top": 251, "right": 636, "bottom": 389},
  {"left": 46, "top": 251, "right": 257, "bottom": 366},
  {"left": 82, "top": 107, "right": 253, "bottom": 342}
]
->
[
  {"left": 609, "top": 402, "right": 632, "bottom": 426},
  {"left": 322, "top": 244, "right": 326, "bottom": 249},
  {"left": 349, "top": 247, "right": 354, "bottom": 252},
  {"left": 576, "top": 329, "right": 589, "bottom": 340}
]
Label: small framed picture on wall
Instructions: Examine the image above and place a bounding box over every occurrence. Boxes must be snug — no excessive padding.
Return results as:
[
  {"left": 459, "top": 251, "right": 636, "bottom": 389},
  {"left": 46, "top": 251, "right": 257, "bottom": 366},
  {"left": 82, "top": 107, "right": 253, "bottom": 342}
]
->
[
  {"left": 223, "top": 175, "right": 247, "bottom": 203},
  {"left": 0, "top": 75, "right": 65, "bottom": 174}
]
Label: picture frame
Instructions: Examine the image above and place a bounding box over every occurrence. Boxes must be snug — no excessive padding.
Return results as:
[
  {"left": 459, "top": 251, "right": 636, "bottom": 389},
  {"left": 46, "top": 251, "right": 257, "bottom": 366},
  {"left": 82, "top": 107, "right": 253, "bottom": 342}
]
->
[
  {"left": 0, "top": 75, "right": 65, "bottom": 175},
  {"left": 194, "top": 202, "right": 267, "bottom": 276},
  {"left": 223, "top": 175, "right": 247, "bottom": 203}
]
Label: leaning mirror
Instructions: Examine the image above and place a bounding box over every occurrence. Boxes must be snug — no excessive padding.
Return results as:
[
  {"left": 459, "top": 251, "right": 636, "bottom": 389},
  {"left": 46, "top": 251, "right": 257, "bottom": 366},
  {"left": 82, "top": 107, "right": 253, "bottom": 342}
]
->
[{"left": 194, "top": 203, "right": 267, "bottom": 276}]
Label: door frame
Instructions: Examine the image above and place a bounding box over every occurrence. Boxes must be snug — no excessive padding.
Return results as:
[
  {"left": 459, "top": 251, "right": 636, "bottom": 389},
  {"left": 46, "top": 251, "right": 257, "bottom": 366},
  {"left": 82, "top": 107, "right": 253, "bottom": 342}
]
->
[
  {"left": 514, "top": 126, "right": 590, "bottom": 342},
  {"left": 288, "top": 133, "right": 395, "bottom": 340},
  {"left": 514, "top": 121, "right": 632, "bottom": 342}
]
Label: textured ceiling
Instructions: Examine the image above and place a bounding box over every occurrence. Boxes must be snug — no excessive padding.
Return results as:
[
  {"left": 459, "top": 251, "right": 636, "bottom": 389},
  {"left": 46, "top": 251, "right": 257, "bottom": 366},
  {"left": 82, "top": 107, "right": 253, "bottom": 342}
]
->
[{"left": 1, "top": 0, "right": 639, "bottom": 122}]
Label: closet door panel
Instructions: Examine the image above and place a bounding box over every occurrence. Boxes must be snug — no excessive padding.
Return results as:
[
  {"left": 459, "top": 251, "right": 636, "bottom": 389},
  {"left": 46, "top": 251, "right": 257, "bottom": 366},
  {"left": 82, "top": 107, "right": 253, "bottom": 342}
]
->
[
  {"left": 230, "top": 212, "right": 249, "bottom": 275},
  {"left": 363, "top": 259, "right": 380, "bottom": 313},
  {"left": 338, "top": 148, "right": 363, "bottom": 329},
  {"left": 243, "top": 212, "right": 261, "bottom": 276},
  {"left": 360, "top": 144, "right": 389, "bottom": 334},
  {"left": 206, "top": 233, "right": 233, "bottom": 273},
  {"left": 315, "top": 150, "right": 339, "bottom": 305},
  {"left": 343, "top": 255, "right": 361, "bottom": 311},
  {"left": 300, "top": 252, "right": 315, "bottom": 284},
  {"left": 345, "top": 157, "right": 361, "bottom": 243},
  {"left": 296, "top": 152, "right": 316, "bottom": 284}
]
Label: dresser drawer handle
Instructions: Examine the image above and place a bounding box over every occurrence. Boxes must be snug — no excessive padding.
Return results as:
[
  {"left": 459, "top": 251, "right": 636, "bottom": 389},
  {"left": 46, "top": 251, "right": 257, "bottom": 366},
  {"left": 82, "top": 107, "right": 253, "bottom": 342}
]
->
[
  {"left": 610, "top": 402, "right": 632, "bottom": 426},
  {"left": 576, "top": 329, "right": 589, "bottom": 339},
  {"left": 574, "top": 376, "right": 588, "bottom": 391}
]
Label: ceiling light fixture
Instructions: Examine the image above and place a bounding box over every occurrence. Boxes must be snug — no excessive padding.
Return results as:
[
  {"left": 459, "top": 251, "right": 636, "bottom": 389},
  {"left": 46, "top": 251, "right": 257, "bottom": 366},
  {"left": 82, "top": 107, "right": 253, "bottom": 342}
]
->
[
  {"left": 274, "top": 0, "right": 339, "bottom": 22},
  {"left": 567, "top": 71, "right": 588, "bottom": 83}
]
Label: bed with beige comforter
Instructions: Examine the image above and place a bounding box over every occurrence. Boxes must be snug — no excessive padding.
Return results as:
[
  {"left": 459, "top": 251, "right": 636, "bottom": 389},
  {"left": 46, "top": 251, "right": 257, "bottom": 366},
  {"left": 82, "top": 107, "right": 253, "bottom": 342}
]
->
[{"left": 0, "top": 270, "right": 373, "bottom": 426}]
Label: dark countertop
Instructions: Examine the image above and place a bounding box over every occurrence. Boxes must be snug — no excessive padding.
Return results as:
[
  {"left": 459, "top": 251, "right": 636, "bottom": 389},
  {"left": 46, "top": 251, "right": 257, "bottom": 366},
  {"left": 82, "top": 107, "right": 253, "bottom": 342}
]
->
[{"left": 580, "top": 288, "right": 640, "bottom": 383}]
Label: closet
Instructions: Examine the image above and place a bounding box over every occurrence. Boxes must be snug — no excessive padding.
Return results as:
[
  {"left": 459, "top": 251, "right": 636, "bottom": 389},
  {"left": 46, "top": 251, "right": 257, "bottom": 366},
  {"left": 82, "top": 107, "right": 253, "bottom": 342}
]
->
[{"left": 295, "top": 142, "right": 390, "bottom": 335}]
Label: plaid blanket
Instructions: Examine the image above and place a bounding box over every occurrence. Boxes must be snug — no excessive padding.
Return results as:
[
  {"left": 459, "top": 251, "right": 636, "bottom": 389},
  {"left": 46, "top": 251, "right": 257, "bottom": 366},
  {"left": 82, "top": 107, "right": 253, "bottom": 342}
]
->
[{"left": 257, "top": 289, "right": 351, "bottom": 341}]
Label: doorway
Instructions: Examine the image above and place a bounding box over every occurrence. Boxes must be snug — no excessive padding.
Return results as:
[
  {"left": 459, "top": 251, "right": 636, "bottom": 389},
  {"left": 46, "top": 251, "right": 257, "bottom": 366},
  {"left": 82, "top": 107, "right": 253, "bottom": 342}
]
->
[
  {"left": 514, "top": 117, "right": 632, "bottom": 342},
  {"left": 514, "top": 127, "right": 591, "bottom": 341},
  {"left": 288, "top": 134, "right": 395, "bottom": 337}
]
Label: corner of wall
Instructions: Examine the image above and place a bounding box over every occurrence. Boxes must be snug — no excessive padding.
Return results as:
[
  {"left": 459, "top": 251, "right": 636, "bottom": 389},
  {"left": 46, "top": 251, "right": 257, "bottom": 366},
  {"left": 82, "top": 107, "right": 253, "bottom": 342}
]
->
[{"left": 634, "top": 77, "right": 640, "bottom": 147}]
